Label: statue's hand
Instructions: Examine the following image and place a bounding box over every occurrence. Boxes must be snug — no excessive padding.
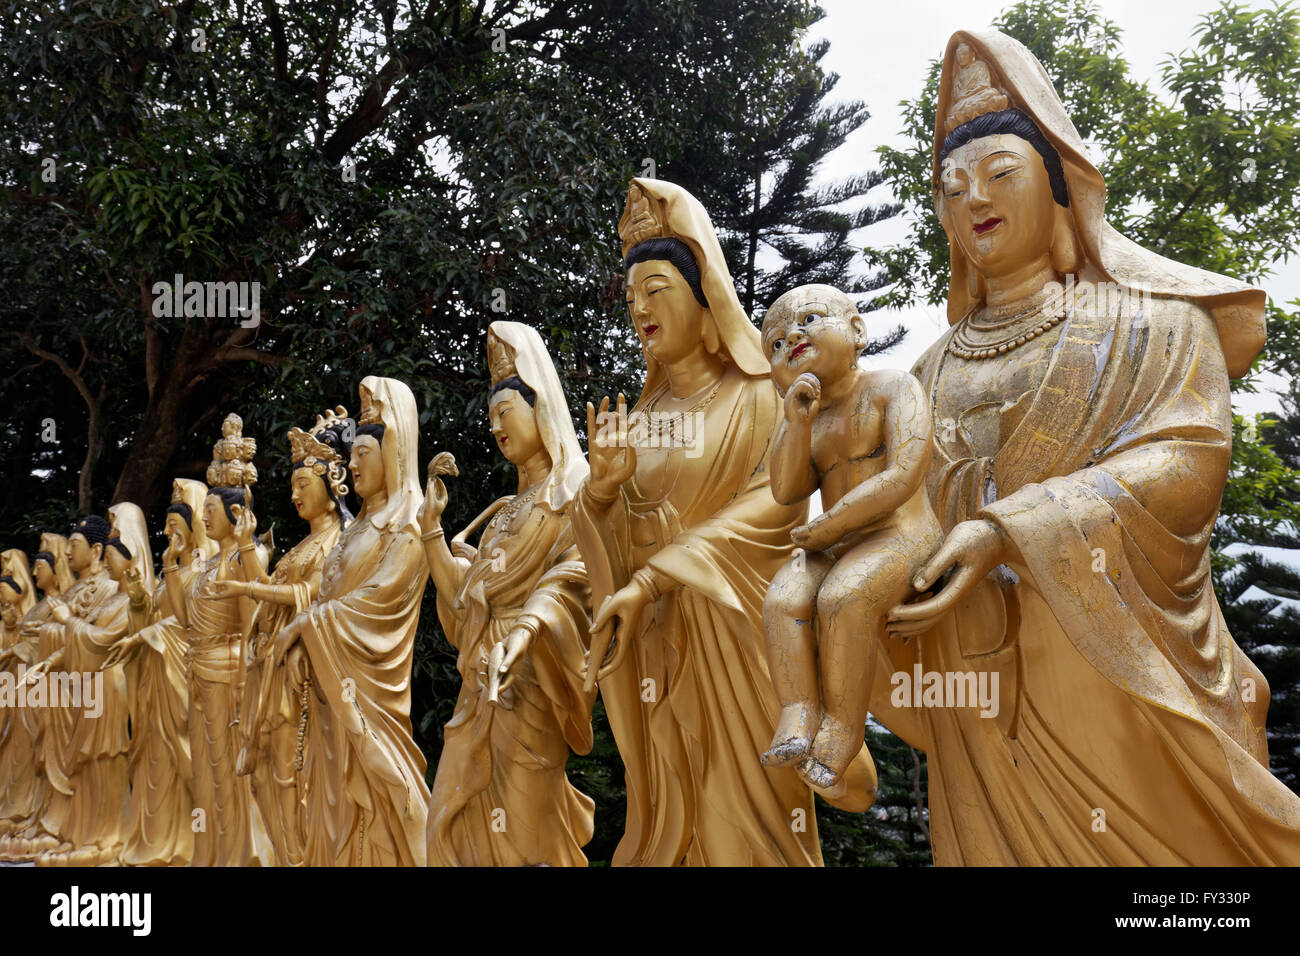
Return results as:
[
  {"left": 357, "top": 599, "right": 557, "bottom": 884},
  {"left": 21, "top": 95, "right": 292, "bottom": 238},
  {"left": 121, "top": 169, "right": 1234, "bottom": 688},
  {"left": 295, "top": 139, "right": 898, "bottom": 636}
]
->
[
  {"left": 123, "top": 566, "right": 147, "bottom": 603},
  {"left": 585, "top": 577, "right": 651, "bottom": 693},
  {"left": 886, "top": 519, "right": 1009, "bottom": 639},
  {"left": 286, "top": 643, "right": 309, "bottom": 690},
  {"left": 419, "top": 480, "right": 448, "bottom": 533},
  {"left": 497, "top": 623, "right": 535, "bottom": 694},
  {"left": 208, "top": 579, "right": 248, "bottom": 600},
  {"left": 49, "top": 599, "right": 71, "bottom": 625},
  {"left": 784, "top": 373, "right": 822, "bottom": 425},
  {"left": 236, "top": 741, "right": 257, "bottom": 777},
  {"left": 102, "top": 634, "right": 142, "bottom": 670},
  {"left": 231, "top": 503, "right": 257, "bottom": 548},
  {"left": 22, "top": 660, "right": 49, "bottom": 686},
  {"left": 790, "top": 512, "right": 843, "bottom": 553},
  {"left": 585, "top": 394, "right": 637, "bottom": 502}
]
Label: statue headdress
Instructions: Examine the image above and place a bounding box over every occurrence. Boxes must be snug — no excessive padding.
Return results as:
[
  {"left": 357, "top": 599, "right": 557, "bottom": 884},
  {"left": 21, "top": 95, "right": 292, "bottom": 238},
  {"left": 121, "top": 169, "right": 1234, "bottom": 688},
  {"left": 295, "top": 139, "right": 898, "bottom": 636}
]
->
[
  {"left": 207, "top": 413, "right": 259, "bottom": 489},
  {"left": 932, "top": 30, "right": 1266, "bottom": 376},
  {"left": 288, "top": 405, "right": 352, "bottom": 504}
]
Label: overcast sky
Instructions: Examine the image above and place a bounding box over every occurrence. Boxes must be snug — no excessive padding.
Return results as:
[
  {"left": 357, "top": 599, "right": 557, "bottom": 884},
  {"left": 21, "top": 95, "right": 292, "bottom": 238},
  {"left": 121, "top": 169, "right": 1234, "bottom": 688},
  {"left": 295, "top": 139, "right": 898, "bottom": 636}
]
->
[{"left": 807, "top": 0, "right": 1295, "bottom": 417}]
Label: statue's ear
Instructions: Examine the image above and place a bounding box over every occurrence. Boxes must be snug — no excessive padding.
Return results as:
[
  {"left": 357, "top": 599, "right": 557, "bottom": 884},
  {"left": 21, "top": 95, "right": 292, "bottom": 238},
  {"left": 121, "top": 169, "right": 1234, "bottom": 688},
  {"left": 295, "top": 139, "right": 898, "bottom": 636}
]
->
[
  {"left": 850, "top": 313, "right": 868, "bottom": 352},
  {"left": 1050, "top": 203, "right": 1081, "bottom": 276},
  {"left": 701, "top": 308, "right": 721, "bottom": 355}
]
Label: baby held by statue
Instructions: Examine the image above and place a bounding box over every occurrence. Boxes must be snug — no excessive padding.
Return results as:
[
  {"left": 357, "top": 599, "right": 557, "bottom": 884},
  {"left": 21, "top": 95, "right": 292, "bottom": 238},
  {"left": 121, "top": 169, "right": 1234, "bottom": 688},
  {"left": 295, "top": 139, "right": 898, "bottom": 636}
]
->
[{"left": 760, "top": 284, "right": 942, "bottom": 797}]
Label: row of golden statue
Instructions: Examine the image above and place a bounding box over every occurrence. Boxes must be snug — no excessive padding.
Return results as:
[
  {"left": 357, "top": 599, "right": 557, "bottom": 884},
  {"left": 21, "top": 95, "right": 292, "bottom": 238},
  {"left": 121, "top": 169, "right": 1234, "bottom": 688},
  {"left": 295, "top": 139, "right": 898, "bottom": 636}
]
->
[{"left": 3, "top": 31, "right": 1300, "bottom": 866}]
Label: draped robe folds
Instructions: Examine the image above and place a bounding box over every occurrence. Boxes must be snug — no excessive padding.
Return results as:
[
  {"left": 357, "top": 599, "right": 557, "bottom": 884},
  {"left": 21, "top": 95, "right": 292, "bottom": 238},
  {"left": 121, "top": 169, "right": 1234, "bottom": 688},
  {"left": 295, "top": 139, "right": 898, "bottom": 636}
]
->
[
  {"left": 0, "top": 598, "right": 63, "bottom": 859},
  {"left": 0, "top": 613, "right": 40, "bottom": 834},
  {"left": 572, "top": 365, "right": 872, "bottom": 866},
  {"left": 186, "top": 553, "right": 271, "bottom": 866},
  {"left": 867, "top": 293, "right": 1300, "bottom": 865},
  {"left": 297, "top": 517, "right": 430, "bottom": 866},
  {"left": 121, "top": 575, "right": 195, "bottom": 866},
  {"left": 427, "top": 500, "right": 594, "bottom": 866},
  {"left": 38, "top": 569, "right": 130, "bottom": 865},
  {"left": 245, "top": 528, "right": 336, "bottom": 866}
]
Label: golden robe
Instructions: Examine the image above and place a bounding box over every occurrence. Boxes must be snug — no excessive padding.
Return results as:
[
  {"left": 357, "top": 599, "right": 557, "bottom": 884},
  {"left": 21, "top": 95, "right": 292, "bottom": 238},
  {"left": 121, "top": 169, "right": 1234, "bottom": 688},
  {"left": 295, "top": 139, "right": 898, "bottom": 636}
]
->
[
  {"left": 244, "top": 525, "right": 337, "bottom": 866},
  {"left": 121, "top": 576, "right": 195, "bottom": 866},
  {"left": 573, "top": 364, "right": 829, "bottom": 865},
  {"left": 428, "top": 500, "right": 594, "bottom": 866},
  {"left": 874, "top": 293, "right": 1300, "bottom": 865},
  {"left": 186, "top": 552, "right": 271, "bottom": 866},
  {"left": 298, "top": 515, "right": 430, "bottom": 865}
]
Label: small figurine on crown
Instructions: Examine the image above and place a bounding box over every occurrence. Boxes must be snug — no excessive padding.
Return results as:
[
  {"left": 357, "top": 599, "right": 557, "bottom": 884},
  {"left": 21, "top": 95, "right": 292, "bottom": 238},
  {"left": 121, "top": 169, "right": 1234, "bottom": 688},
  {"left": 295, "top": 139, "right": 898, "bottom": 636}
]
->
[{"left": 208, "top": 413, "right": 258, "bottom": 490}]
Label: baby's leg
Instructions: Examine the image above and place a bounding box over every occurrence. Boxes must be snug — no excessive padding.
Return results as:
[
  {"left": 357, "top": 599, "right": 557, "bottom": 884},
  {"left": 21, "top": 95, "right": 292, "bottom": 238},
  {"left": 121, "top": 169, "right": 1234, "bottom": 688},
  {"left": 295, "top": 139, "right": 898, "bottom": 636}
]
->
[
  {"left": 761, "top": 549, "right": 833, "bottom": 767},
  {"left": 801, "top": 535, "right": 918, "bottom": 789}
]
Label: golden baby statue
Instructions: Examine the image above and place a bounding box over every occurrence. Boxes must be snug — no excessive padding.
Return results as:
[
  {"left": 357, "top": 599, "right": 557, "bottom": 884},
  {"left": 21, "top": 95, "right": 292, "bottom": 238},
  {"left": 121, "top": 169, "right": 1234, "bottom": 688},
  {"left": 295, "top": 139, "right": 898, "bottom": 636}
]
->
[
  {"left": 880, "top": 30, "right": 1300, "bottom": 864},
  {"left": 164, "top": 416, "right": 271, "bottom": 866},
  {"left": 220, "top": 408, "right": 354, "bottom": 866},
  {"left": 0, "top": 534, "right": 75, "bottom": 861},
  {"left": 574, "top": 178, "right": 874, "bottom": 866},
  {"left": 422, "top": 321, "right": 595, "bottom": 866},
  {"left": 760, "top": 284, "right": 941, "bottom": 799},
  {"left": 252, "top": 377, "right": 430, "bottom": 866},
  {"left": 101, "top": 480, "right": 208, "bottom": 866}
]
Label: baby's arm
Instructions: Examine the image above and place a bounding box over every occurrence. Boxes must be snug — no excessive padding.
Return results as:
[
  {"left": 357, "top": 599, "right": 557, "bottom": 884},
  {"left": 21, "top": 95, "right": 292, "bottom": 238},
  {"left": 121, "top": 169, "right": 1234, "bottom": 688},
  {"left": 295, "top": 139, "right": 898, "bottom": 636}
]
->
[
  {"left": 819, "top": 371, "right": 933, "bottom": 538},
  {"left": 770, "top": 373, "right": 821, "bottom": 506}
]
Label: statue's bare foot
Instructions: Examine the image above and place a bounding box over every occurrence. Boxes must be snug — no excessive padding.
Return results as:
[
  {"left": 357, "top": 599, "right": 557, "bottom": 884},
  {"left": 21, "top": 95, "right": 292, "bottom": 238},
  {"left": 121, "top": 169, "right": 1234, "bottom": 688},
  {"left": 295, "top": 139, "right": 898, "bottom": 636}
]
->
[
  {"left": 762, "top": 703, "right": 817, "bottom": 767},
  {"left": 797, "top": 757, "right": 849, "bottom": 800},
  {"left": 762, "top": 735, "right": 811, "bottom": 767}
]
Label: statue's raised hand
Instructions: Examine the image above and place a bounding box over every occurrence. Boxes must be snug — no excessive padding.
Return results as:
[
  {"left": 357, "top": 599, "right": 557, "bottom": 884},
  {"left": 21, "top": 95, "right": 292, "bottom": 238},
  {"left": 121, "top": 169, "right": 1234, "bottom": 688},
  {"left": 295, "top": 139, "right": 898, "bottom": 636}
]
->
[
  {"left": 231, "top": 502, "right": 257, "bottom": 548},
  {"left": 784, "top": 372, "right": 821, "bottom": 424},
  {"left": 586, "top": 393, "right": 636, "bottom": 502},
  {"left": 419, "top": 452, "right": 458, "bottom": 532}
]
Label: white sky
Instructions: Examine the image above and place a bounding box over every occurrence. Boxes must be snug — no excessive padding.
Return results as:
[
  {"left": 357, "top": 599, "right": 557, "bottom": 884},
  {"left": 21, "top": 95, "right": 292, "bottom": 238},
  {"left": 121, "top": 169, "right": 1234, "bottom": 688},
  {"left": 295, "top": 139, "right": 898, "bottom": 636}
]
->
[{"left": 809, "top": 0, "right": 1297, "bottom": 418}]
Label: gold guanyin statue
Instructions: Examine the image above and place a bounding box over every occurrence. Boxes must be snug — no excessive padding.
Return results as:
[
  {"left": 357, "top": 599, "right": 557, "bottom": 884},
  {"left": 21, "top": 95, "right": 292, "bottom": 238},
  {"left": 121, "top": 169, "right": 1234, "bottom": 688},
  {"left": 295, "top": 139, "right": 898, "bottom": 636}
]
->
[
  {"left": 101, "top": 479, "right": 208, "bottom": 866},
  {"left": 422, "top": 321, "right": 595, "bottom": 866},
  {"left": 0, "top": 534, "right": 74, "bottom": 861},
  {"left": 251, "top": 377, "right": 430, "bottom": 865},
  {"left": 880, "top": 30, "right": 1300, "bottom": 864},
  {"left": 0, "top": 550, "right": 37, "bottom": 836},
  {"left": 572, "top": 178, "right": 874, "bottom": 866},
  {"left": 218, "top": 408, "right": 354, "bottom": 866},
  {"left": 24, "top": 515, "right": 132, "bottom": 866},
  {"left": 165, "top": 416, "right": 271, "bottom": 866}
]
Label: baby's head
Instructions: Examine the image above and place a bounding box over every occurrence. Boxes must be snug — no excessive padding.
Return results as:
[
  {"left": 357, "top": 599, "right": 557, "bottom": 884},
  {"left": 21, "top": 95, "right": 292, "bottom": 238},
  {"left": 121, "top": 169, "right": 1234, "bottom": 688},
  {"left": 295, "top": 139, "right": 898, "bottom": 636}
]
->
[{"left": 761, "top": 284, "right": 866, "bottom": 395}]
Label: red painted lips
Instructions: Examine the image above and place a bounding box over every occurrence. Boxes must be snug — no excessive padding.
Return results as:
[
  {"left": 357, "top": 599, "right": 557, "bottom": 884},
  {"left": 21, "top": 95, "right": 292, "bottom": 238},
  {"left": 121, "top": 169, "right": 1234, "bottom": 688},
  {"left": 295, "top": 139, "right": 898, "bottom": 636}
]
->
[
  {"left": 973, "top": 217, "right": 1002, "bottom": 235},
  {"left": 790, "top": 342, "right": 811, "bottom": 360}
]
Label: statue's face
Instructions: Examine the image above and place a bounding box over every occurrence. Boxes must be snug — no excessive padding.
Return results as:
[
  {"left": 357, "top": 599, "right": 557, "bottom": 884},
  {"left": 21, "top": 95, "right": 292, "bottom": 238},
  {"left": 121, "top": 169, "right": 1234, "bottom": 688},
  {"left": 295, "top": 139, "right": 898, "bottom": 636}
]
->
[
  {"left": 489, "top": 388, "right": 544, "bottom": 467},
  {"left": 940, "top": 133, "right": 1056, "bottom": 279},
  {"left": 762, "top": 291, "right": 864, "bottom": 395},
  {"left": 626, "top": 259, "right": 707, "bottom": 366},
  {"left": 67, "top": 533, "right": 95, "bottom": 573},
  {"left": 350, "top": 435, "right": 385, "bottom": 500},
  {"left": 291, "top": 468, "right": 332, "bottom": 522},
  {"left": 203, "top": 494, "right": 233, "bottom": 540},
  {"left": 163, "top": 512, "right": 191, "bottom": 545},
  {"left": 34, "top": 561, "right": 54, "bottom": 591},
  {"left": 0, "top": 582, "right": 20, "bottom": 607},
  {"left": 105, "top": 547, "right": 129, "bottom": 581}
]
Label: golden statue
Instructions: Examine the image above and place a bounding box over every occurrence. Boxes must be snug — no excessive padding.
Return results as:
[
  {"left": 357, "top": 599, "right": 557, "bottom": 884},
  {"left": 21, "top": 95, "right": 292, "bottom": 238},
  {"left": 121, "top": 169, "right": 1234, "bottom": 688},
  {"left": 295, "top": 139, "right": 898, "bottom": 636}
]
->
[
  {"left": 422, "top": 321, "right": 595, "bottom": 866},
  {"left": 217, "top": 408, "right": 353, "bottom": 866},
  {"left": 0, "top": 534, "right": 75, "bottom": 861},
  {"left": 881, "top": 30, "right": 1300, "bottom": 864},
  {"left": 102, "top": 480, "right": 207, "bottom": 866},
  {"left": 759, "top": 284, "right": 941, "bottom": 799},
  {"left": 22, "top": 515, "right": 132, "bottom": 866},
  {"left": 164, "top": 415, "right": 271, "bottom": 866},
  {"left": 0, "top": 550, "right": 38, "bottom": 837},
  {"left": 251, "top": 377, "right": 430, "bottom": 866},
  {"left": 572, "top": 178, "right": 873, "bottom": 866}
]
